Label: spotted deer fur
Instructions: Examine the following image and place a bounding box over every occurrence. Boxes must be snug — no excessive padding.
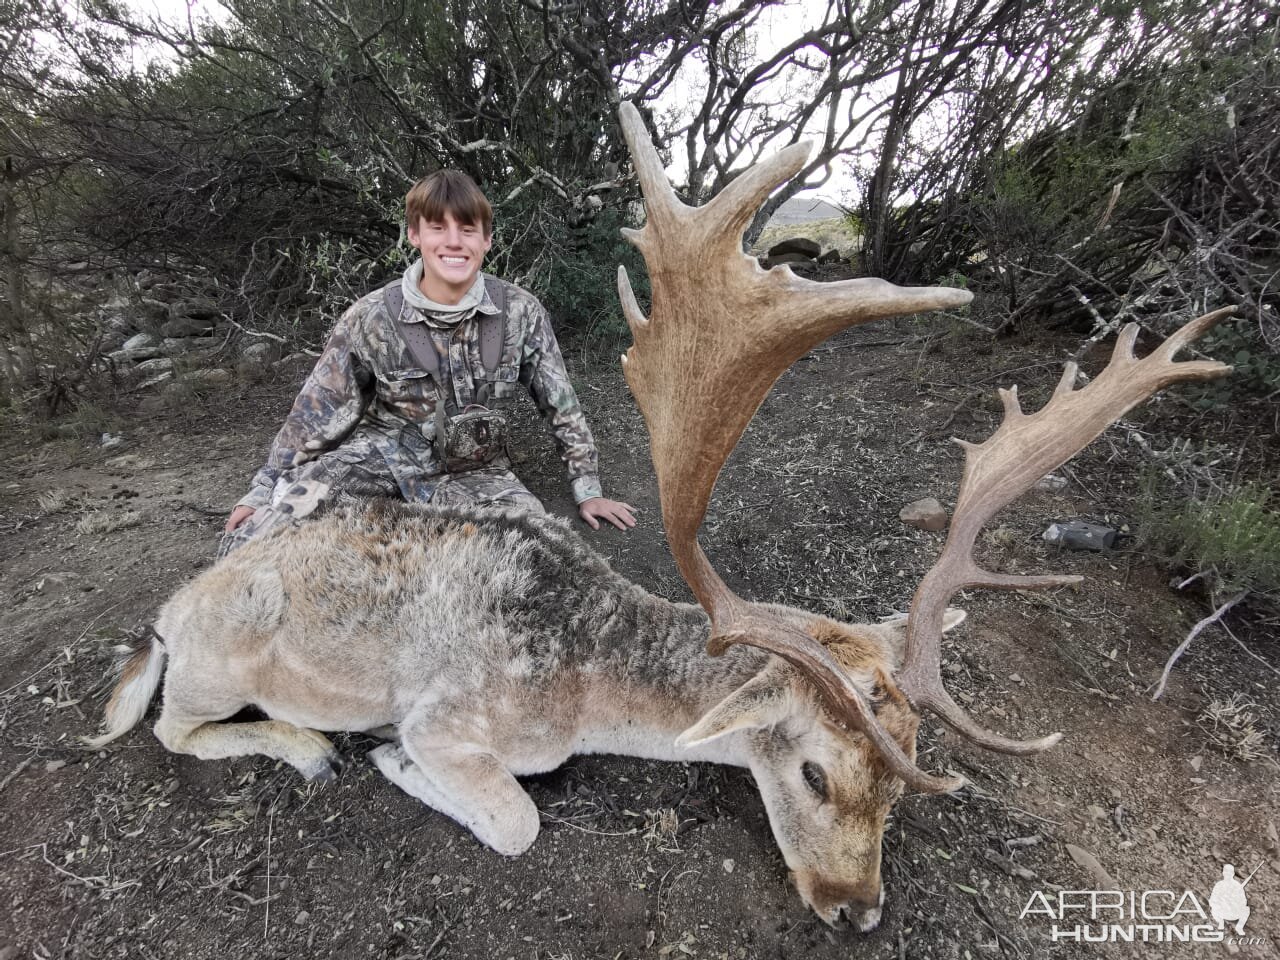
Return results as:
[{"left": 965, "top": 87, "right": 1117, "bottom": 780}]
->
[{"left": 92, "top": 499, "right": 966, "bottom": 929}]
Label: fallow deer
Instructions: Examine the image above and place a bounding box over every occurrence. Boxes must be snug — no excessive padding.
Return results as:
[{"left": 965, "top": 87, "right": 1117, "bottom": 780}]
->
[{"left": 90, "top": 101, "right": 1233, "bottom": 930}]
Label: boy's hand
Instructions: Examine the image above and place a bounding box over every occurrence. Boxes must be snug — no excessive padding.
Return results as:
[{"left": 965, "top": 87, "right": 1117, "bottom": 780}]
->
[
  {"left": 578, "top": 497, "right": 637, "bottom": 531},
  {"left": 225, "top": 505, "right": 257, "bottom": 533}
]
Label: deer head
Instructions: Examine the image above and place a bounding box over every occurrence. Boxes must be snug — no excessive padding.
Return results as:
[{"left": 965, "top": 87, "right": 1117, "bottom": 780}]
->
[{"left": 615, "top": 101, "right": 1233, "bottom": 926}]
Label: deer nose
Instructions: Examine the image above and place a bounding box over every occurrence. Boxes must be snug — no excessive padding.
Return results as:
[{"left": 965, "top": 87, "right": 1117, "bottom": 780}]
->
[
  {"left": 842, "top": 886, "right": 886, "bottom": 933},
  {"left": 795, "top": 872, "right": 884, "bottom": 929}
]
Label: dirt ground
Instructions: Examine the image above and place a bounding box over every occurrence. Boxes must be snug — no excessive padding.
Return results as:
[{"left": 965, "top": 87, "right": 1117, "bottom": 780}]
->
[{"left": 1, "top": 310, "right": 1277, "bottom": 960}]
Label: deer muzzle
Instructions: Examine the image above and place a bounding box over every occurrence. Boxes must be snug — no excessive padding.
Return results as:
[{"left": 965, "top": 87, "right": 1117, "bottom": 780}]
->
[{"left": 792, "top": 869, "right": 885, "bottom": 931}]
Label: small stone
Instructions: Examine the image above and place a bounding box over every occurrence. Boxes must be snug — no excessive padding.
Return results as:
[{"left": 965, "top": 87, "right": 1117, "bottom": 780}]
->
[
  {"left": 45, "top": 760, "right": 67, "bottom": 772},
  {"left": 1189, "top": 756, "right": 1203, "bottom": 772},
  {"left": 1035, "top": 474, "right": 1068, "bottom": 492},
  {"left": 294, "top": 910, "right": 310, "bottom": 925},
  {"left": 1009, "top": 673, "right": 1023, "bottom": 683},
  {"left": 722, "top": 859, "right": 734, "bottom": 873},
  {"left": 899, "top": 498, "right": 948, "bottom": 532},
  {"left": 1086, "top": 804, "right": 1107, "bottom": 821}
]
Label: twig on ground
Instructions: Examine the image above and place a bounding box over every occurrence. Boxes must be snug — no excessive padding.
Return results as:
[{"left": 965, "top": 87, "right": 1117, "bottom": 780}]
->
[
  {"left": 540, "top": 811, "right": 637, "bottom": 837},
  {"left": 1219, "top": 621, "right": 1280, "bottom": 680},
  {"left": 0, "top": 601, "right": 126, "bottom": 699},
  {"left": 1152, "top": 590, "right": 1249, "bottom": 700},
  {"left": 0, "top": 757, "right": 33, "bottom": 794},
  {"left": 227, "top": 319, "right": 289, "bottom": 344},
  {"left": 264, "top": 796, "right": 275, "bottom": 941}
]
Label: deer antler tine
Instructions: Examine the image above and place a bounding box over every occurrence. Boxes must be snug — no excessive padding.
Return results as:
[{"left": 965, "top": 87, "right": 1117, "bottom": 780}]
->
[
  {"left": 898, "top": 308, "right": 1235, "bottom": 756},
  {"left": 702, "top": 142, "right": 813, "bottom": 243},
  {"left": 617, "top": 265, "right": 649, "bottom": 334},
  {"left": 1053, "top": 361, "right": 1080, "bottom": 397},
  {"left": 1158, "top": 305, "right": 1239, "bottom": 358},
  {"left": 617, "top": 102, "right": 679, "bottom": 224}
]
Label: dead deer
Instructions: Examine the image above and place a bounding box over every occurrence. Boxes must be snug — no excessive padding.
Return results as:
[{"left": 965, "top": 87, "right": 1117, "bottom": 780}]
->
[{"left": 90, "top": 101, "right": 1234, "bottom": 930}]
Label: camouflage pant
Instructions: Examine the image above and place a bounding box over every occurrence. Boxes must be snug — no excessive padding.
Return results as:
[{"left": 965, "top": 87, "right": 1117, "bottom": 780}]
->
[{"left": 219, "top": 449, "right": 544, "bottom": 557}]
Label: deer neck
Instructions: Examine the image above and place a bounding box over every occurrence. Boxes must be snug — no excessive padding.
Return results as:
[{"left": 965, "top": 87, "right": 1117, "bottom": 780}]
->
[{"left": 572, "top": 586, "right": 770, "bottom": 768}]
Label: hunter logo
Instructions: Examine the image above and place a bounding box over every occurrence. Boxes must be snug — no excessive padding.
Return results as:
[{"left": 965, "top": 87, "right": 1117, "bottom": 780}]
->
[{"left": 1019, "top": 862, "right": 1265, "bottom": 946}]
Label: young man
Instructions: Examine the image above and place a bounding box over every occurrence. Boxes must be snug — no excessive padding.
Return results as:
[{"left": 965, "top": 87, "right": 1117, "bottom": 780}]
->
[{"left": 223, "top": 171, "right": 635, "bottom": 552}]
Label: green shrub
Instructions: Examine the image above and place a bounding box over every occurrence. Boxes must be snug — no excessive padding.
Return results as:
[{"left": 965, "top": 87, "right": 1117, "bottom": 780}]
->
[{"left": 1142, "top": 480, "right": 1280, "bottom": 598}]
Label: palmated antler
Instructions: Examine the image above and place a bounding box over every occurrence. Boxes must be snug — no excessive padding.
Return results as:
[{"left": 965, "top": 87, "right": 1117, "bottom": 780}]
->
[
  {"left": 895, "top": 306, "right": 1236, "bottom": 755},
  {"left": 615, "top": 101, "right": 974, "bottom": 792}
]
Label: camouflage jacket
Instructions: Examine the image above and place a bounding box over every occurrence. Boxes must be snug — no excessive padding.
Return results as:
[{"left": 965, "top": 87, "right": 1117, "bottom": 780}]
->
[{"left": 238, "top": 274, "right": 602, "bottom": 510}]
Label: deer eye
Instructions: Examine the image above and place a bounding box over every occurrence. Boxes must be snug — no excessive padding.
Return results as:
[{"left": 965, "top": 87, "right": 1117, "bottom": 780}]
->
[{"left": 801, "top": 761, "right": 828, "bottom": 800}]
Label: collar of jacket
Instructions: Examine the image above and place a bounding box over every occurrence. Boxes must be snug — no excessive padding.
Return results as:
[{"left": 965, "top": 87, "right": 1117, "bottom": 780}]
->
[{"left": 400, "top": 262, "right": 501, "bottom": 329}]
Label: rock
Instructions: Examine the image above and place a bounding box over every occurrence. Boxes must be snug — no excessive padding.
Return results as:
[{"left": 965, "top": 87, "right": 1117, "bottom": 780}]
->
[
  {"left": 1042, "top": 521, "right": 1117, "bottom": 551},
  {"left": 294, "top": 910, "right": 310, "bottom": 925},
  {"left": 767, "top": 237, "right": 821, "bottom": 259},
  {"left": 121, "top": 332, "right": 161, "bottom": 353},
  {"left": 168, "top": 297, "right": 221, "bottom": 321},
  {"left": 240, "top": 340, "right": 282, "bottom": 365},
  {"left": 160, "top": 315, "right": 216, "bottom": 338},
  {"left": 109, "top": 332, "right": 164, "bottom": 364},
  {"left": 100, "top": 433, "right": 125, "bottom": 449},
  {"left": 1086, "top": 804, "right": 1107, "bottom": 821},
  {"left": 899, "top": 497, "right": 948, "bottom": 532},
  {"left": 45, "top": 759, "right": 67, "bottom": 772},
  {"left": 135, "top": 357, "right": 174, "bottom": 376},
  {"left": 816, "top": 248, "right": 845, "bottom": 264},
  {"left": 162, "top": 336, "right": 220, "bottom": 356},
  {"left": 763, "top": 251, "right": 816, "bottom": 268},
  {"left": 137, "top": 371, "right": 175, "bottom": 391},
  {"left": 176, "top": 368, "right": 233, "bottom": 390},
  {"left": 1035, "top": 474, "right": 1068, "bottom": 492},
  {"left": 138, "top": 297, "right": 170, "bottom": 321}
]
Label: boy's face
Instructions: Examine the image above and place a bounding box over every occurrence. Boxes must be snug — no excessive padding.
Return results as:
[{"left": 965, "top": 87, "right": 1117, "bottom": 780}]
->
[{"left": 408, "top": 212, "right": 492, "bottom": 304}]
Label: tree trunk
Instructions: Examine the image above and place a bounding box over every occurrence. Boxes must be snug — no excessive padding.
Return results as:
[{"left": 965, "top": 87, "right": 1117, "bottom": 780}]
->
[{"left": 1, "top": 156, "right": 33, "bottom": 401}]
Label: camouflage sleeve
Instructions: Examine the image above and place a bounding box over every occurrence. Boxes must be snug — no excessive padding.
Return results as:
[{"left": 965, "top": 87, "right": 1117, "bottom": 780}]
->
[
  {"left": 518, "top": 299, "right": 603, "bottom": 504},
  {"left": 237, "top": 305, "right": 375, "bottom": 509}
]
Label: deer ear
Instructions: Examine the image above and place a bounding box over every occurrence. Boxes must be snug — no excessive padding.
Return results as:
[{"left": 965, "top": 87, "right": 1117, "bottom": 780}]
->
[
  {"left": 877, "top": 607, "right": 968, "bottom": 657},
  {"left": 675, "top": 673, "right": 789, "bottom": 748}
]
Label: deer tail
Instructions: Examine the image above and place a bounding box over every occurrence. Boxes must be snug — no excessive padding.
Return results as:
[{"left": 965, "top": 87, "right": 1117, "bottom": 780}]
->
[{"left": 83, "top": 627, "right": 167, "bottom": 748}]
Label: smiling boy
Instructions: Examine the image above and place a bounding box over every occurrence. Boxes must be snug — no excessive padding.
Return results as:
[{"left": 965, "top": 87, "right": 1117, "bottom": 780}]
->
[{"left": 223, "top": 171, "right": 635, "bottom": 552}]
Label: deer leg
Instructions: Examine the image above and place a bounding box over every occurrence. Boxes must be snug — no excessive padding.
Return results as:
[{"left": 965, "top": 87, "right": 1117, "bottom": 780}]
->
[
  {"left": 369, "top": 734, "right": 539, "bottom": 857},
  {"left": 154, "top": 685, "right": 342, "bottom": 781}
]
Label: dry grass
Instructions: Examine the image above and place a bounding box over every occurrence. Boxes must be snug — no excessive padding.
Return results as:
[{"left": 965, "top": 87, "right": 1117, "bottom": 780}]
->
[
  {"left": 1199, "top": 694, "right": 1268, "bottom": 762},
  {"left": 641, "top": 807, "right": 682, "bottom": 853},
  {"left": 36, "top": 488, "right": 73, "bottom": 514},
  {"left": 75, "top": 510, "right": 142, "bottom": 536}
]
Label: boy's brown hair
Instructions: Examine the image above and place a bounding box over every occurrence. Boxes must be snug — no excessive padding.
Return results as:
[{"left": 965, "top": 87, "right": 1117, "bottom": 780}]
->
[{"left": 405, "top": 171, "right": 493, "bottom": 237}]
